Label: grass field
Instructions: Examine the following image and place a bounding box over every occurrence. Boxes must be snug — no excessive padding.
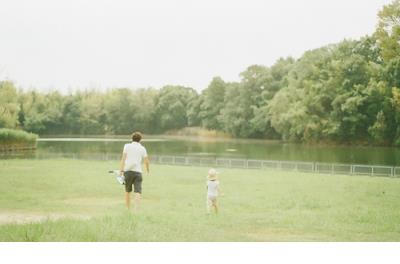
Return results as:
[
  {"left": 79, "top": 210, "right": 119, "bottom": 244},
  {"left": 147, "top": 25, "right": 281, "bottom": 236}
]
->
[{"left": 0, "top": 158, "right": 400, "bottom": 241}]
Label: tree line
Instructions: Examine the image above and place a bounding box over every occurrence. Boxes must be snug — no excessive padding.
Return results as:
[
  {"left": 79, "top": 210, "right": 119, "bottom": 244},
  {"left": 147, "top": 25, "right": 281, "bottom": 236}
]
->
[{"left": 1, "top": 0, "right": 400, "bottom": 145}]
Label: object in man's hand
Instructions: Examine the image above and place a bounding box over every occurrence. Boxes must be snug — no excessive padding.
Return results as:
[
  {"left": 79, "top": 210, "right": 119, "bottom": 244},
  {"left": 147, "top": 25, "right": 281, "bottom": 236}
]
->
[{"left": 108, "top": 170, "right": 125, "bottom": 185}]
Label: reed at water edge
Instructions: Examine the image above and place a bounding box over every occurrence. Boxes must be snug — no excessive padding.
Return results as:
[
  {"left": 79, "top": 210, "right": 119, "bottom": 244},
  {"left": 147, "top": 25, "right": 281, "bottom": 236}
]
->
[{"left": 0, "top": 128, "right": 38, "bottom": 151}]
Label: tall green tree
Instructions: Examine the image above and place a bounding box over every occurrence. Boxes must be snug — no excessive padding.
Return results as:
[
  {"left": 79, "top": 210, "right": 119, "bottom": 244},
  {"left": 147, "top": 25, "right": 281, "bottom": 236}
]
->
[
  {"left": 19, "top": 90, "right": 64, "bottom": 134},
  {"left": 79, "top": 90, "right": 107, "bottom": 134},
  {"left": 155, "top": 85, "right": 197, "bottom": 132},
  {"left": 199, "top": 77, "right": 226, "bottom": 130},
  {"left": 219, "top": 82, "right": 246, "bottom": 137},
  {"left": 187, "top": 94, "right": 203, "bottom": 127},
  {"left": 129, "top": 88, "right": 159, "bottom": 133},
  {"left": 375, "top": 0, "right": 400, "bottom": 62},
  {"left": 61, "top": 93, "right": 83, "bottom": 134},
  {"left": 220, "top": 66, "right": 272, "bottom": 138},
  {"left": 268, "top": 47, "right": 334, "bottom": 141},
  {"left": 251, "top": 58, "right": 294, "bottom": 138},
  {"left": 103, "top": 88, "right": 136, "bottom": 134},
  {"left": 0, "top": 81, "right": 19, "bottom": 129},
  {"left": 268, "top": 38, "right": 383, "bottom": 142},
  {"left": 391, "top": 87, "right": 400, "bottom": 145}
]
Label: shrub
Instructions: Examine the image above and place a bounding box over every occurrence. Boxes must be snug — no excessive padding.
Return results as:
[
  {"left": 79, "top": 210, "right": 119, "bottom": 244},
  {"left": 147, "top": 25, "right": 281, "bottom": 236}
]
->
[{"left": 0, "top": 128, "right": 38, "bottom": 149}]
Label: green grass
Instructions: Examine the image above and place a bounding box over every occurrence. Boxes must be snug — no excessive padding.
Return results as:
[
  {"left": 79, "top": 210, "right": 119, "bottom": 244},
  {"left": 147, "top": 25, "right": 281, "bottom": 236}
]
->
[{"left": 0, "top": 159, "right": 400, "bottom": 241}]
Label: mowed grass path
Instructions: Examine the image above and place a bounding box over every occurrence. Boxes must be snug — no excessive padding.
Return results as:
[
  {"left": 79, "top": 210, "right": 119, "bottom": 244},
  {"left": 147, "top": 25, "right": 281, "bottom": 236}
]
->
[{"left": 0, "top": 159, "right": 400, "bottom": 241}]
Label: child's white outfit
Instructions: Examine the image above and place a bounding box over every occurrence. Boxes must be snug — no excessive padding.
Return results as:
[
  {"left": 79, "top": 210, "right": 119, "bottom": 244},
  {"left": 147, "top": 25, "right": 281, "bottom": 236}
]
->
[{"left": 206, "top": 180, "right": 219, "bottom": 212}]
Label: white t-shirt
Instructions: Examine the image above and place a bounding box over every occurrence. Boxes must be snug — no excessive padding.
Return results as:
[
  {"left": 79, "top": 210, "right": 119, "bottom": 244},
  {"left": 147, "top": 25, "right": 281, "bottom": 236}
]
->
[
  {"left": 123, "top": 142, "right": 148, "bottom": 173},
  {"left": 207, "top": 180, "right": 219, "bottom": 197}
]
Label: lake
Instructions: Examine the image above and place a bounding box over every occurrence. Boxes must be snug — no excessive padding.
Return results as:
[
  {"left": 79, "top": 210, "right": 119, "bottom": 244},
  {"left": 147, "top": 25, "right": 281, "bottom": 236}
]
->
[{"left": 4, "top": 136, "right": 399, "bottom": 166}]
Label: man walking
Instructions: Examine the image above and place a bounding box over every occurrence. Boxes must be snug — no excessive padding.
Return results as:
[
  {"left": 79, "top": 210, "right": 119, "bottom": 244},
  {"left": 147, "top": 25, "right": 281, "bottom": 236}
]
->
[{"left": 119, "top": 132, "right": 149, "bottom": 212}]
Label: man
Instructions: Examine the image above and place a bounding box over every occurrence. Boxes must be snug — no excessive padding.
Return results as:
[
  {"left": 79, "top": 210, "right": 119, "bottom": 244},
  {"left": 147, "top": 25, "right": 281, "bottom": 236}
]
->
[{"left": 119, "top": 132, "right": 150, "bottom": 212}]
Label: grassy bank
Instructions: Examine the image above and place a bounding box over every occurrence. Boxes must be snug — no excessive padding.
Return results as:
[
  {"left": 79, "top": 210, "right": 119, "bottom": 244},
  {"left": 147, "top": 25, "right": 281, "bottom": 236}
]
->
[
  {"left": 0, "top": 159, "right": 399, "bottom": 241},
  {"left": 164, "top": 127, "right": 231, "bottom": 138},
  {"left": 0, "top": 129, "right": 38, "bottom": 150}
]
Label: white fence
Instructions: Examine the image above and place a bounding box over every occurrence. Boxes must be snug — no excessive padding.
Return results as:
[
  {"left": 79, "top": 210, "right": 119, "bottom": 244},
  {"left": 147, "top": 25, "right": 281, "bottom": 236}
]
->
[
  {"left": 149, "top": 155, "right": 400, "bottom": 178},
  {"left": 27, "top": 153, "right": 400, "bottom": 178}
]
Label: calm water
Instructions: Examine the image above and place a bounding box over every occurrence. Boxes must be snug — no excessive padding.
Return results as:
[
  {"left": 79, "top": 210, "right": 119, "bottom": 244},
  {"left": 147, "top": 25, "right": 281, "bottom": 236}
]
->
[{"left": 5, "top": 136, "right": 400, "bottom": 166}]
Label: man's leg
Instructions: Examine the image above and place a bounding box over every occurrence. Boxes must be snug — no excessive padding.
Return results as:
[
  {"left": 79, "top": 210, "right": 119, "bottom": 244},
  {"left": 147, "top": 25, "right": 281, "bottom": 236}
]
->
[
  {"left": 133, "top": 192, "right": 141, "bottom": 213},
  {"left": 132, "top": 172, "right": 143, "bottom": 213},
  {"left": 125, "top": 192, "right": 131, "bottom": 209},
  {"left": 124, "top": 171, "right": 133, "bottom": 210}
]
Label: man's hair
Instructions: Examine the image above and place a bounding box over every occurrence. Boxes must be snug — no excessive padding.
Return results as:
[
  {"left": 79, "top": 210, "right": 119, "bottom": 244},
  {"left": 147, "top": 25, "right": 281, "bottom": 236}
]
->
[{"left": 131, "top": 132, "right": 142, "bottom": 142}]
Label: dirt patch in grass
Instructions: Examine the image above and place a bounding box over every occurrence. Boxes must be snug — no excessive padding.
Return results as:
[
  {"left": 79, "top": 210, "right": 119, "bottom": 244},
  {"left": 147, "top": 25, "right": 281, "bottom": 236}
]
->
[
  {"left": 0, "top": 211, "right": 90, "bottom": 225},
  {"left": 244, "top": 227, "right": 331, "bottom": 242},
  {"left": 62, "top": 197, "right": 121, "bottom": 206}
]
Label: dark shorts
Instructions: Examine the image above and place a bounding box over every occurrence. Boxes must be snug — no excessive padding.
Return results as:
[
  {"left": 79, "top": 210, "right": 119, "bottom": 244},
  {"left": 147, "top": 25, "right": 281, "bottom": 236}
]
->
[{"left": 124, "top": 171, "right": 143, "bottom": 193}]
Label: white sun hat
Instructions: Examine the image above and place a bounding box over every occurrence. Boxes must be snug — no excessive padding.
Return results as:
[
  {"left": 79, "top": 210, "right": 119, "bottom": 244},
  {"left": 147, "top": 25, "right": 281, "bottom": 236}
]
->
[{"left": 207, "top": 168, "right": 218, "bottom": 180}]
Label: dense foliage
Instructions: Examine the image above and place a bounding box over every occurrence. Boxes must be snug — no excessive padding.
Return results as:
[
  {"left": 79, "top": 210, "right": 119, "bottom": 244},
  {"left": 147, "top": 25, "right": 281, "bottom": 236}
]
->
[
  {"left": 1, "top": 1, "right": 399, "bottom": 145},
  {"left": 0, "top": 128, "right": 37, "bottom": 147}
]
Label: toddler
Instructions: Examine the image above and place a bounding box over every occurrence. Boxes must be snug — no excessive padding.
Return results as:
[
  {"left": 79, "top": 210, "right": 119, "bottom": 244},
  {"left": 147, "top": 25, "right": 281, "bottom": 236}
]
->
[{"left": 206, "top": 168, "right": 221, "bottom": 214}]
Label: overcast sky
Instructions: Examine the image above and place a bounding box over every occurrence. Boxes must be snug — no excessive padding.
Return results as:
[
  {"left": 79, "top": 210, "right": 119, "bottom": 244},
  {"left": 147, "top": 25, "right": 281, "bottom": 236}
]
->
[{"left": 0, "top": 0, "right": 393, "bottom": 92}]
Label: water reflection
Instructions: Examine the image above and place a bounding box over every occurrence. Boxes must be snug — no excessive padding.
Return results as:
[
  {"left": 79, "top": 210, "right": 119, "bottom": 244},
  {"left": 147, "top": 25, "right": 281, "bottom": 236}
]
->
[{"left": 2, "top": 137, "right": 399, "bottom": 166}]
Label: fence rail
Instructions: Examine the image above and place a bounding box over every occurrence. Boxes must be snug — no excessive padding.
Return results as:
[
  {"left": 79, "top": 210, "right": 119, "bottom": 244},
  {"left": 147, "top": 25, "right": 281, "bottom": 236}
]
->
[
  {"left": 10, "top": 153, "right": 400, "bottom": 178},
  {"left": 151, "top": 156, "right": 400, "bottom": 178}
]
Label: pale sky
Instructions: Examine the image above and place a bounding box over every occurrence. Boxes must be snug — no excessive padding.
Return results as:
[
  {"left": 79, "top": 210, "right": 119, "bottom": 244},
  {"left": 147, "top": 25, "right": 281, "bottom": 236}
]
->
[{"left": 0, "top": 0, "right": 393, "bottom": 92}]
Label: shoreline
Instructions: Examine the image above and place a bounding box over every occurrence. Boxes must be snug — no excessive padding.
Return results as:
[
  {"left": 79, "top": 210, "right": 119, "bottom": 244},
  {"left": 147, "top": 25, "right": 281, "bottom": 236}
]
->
[
  {"left": 34, "top": 134, "right": 398, "bottom": 148},
  {"left": 0, "top": 145, "right": 37, "bottom": 152}
]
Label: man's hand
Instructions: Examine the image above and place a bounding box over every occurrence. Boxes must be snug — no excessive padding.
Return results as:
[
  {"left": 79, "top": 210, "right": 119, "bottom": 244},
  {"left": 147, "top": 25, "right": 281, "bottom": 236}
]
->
[
  {"left": 144, "top": 156, "right": 150, "bottom": 176},
  {"left": 120, "top": 152, "right": 127, "bottom": 176}
]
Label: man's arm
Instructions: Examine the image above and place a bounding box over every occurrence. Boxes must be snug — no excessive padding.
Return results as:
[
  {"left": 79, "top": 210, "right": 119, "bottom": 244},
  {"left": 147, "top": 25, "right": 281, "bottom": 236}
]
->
[
  {"left": 120, "top": 152, "right": 127, "bottom": 175},
  {"left": 143, "top": 156, "right": 150, "bottom": 175}
]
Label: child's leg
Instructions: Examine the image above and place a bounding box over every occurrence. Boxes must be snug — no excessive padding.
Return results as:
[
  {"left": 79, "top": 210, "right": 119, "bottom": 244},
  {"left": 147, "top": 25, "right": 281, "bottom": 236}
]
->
[
  {"left": 212, "top": 199, "right": 218, "bottom": 214},
  {"left": 206, "top": 197, "right": 212, "bottom": 213}
]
